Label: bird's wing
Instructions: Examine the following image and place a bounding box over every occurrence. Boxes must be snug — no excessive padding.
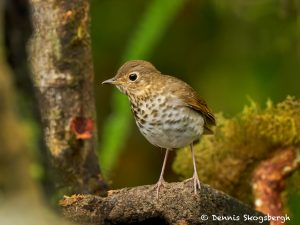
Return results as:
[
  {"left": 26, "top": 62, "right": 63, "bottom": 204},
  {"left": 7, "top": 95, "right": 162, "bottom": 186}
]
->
[
  {"left": 183, "top": 91, "right": 216, "bottom": 134},
  {"left": 165, "top": 75, "right": 216, "bottom": 134}
]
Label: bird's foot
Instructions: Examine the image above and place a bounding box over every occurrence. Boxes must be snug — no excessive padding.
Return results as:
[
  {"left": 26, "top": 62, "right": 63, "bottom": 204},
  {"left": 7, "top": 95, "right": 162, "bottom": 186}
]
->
[
  {"left": 153, "top": 178, "right": 167, "bottom": 198},
  {"left": 185, "top": 173, "right": 201, "bottom": 194},
  {"left": 193, "top": 173, "right": 201, "bottom": 194}
]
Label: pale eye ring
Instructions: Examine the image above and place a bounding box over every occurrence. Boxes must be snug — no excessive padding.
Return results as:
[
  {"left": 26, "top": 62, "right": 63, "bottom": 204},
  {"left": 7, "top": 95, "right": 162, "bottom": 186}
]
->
[{"left": 128, "top": 72, "right": 138, "bottom": 81}]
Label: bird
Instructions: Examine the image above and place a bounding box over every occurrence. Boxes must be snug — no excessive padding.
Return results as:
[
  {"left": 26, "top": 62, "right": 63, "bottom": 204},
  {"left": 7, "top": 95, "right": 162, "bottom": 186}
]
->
[{"left": 102, "top": 60, "right": 215, "bottom": 197}]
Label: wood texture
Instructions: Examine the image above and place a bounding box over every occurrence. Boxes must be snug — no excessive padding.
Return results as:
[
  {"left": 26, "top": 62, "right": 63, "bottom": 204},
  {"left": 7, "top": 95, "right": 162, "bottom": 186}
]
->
[
  {"left": 61, "top": 182, "right": 269, "bottom": 225},
  {"left": 252, "top": 147, "right": 300, "bottom": 225},
  {"left": 28, "top": 0, "right": 106, "bottom": 195}
]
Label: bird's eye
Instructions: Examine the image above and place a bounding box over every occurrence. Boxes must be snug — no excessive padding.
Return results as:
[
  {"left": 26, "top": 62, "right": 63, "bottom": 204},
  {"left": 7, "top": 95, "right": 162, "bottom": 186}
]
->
[{"left": 129, "top": 73, "right": 138, "bottom": 81}]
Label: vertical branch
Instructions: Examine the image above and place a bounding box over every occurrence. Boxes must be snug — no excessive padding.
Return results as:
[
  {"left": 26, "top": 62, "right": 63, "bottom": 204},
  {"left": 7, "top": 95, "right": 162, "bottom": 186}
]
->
[
  {"left": 252, "top": 147, "right": 300, "bottom": 225},
  {"left": 28, "top": 0, "right": 106, "bottom": 195}
]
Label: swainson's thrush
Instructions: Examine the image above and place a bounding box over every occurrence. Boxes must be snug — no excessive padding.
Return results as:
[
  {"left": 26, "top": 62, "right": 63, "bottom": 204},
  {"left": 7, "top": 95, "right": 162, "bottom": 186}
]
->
[{"left": 102, "top": 60, "right": 215, "bottom": 197}]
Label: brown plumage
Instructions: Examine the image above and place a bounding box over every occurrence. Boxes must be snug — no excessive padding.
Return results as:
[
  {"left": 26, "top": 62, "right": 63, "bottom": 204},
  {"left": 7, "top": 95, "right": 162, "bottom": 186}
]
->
[
  {"left": 102, "top": 60, "right": 215, "bottom": 197},
  {"left": 160, "top": 74, "right": 215, "bottom": 134}
]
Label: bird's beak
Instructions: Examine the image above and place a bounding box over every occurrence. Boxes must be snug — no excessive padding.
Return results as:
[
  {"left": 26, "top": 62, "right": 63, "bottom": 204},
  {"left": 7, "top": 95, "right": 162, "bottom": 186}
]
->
[{"left": 102, "top": 77, "right": 116, "bottom": 85}]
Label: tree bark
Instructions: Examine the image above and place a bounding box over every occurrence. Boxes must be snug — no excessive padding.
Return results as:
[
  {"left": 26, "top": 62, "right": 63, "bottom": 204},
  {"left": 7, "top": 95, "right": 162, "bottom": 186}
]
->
[
  {"left": 61, "top": 182, "right": 269, "bottom": 225},
  {"left": 252, "top": 147, "right": 300, "bottom": 225},
  {"left": 28, "top": 0, "right": 107, "bottom": 195},
  {"left": 0, "top": 1, "right": 70, "bottom": 224}
]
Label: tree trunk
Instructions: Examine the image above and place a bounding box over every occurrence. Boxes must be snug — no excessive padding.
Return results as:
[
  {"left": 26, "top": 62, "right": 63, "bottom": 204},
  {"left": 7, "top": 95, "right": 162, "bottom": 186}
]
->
[
  {"left": 28, "top": 0, "right": 107, "bottom": 196},
  {"left": 0, "top": 1, "right": 69, "bottom": 224}
]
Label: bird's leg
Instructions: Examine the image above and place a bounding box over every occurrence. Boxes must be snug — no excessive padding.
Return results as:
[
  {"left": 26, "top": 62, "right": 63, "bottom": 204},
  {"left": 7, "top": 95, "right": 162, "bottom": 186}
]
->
[
  {"left": 154, "top": 149, "right": 169, "bottom": 198},
  {"left": 190, "top": 143, "right": 201, "bottom": 194}
]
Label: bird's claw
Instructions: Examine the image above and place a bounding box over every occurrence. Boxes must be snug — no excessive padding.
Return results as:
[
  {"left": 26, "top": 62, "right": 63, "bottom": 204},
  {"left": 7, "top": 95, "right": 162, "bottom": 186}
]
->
[
  {"left": 193, "top": 173, "right": 201, "bottom": 194},
  {"left": 153, "top": 178, "right": 167, "bottom": 198},
  {"left": 185, "top": 173, "right": 201, "bottom": 194}
]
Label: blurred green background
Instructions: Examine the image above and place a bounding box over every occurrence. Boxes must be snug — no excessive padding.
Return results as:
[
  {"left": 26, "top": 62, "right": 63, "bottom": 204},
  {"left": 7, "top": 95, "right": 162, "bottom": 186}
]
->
[{"left": 92, "top": 0, "right": 300, "bottom": 190}]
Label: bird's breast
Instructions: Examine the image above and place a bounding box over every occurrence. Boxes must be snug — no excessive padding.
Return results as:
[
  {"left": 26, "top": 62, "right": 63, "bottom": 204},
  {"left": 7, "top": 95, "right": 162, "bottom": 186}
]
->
[{"left": 129, "top": 94, "right": 204, "bottom": 149}]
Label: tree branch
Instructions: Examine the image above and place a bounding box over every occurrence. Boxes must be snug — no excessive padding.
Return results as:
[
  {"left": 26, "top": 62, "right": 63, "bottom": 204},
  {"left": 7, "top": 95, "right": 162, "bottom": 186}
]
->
[
  {"left": 61, "top": 182, "right": 269, "bottom": 225},
  {"left": 252, "top": 147, "right": 300, "bottom": 225}
]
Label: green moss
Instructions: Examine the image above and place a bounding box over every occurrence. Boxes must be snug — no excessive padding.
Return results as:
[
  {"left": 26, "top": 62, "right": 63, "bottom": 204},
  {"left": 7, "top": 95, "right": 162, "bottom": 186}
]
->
[{"left": 173, "top": 96, "right": 300, "bottom": 203}]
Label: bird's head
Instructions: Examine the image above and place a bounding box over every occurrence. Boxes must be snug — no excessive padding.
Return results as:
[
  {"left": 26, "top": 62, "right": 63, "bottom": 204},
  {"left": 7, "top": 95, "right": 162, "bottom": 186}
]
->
[{"left": 102, "top": 60, "right": 160, "bottom": 96}]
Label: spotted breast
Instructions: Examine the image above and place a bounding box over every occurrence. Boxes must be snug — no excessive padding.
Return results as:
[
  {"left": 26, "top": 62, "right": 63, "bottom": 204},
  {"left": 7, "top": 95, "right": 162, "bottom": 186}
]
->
[{"left": 129, "top": 93, "right": 204, "bottom": 149}]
